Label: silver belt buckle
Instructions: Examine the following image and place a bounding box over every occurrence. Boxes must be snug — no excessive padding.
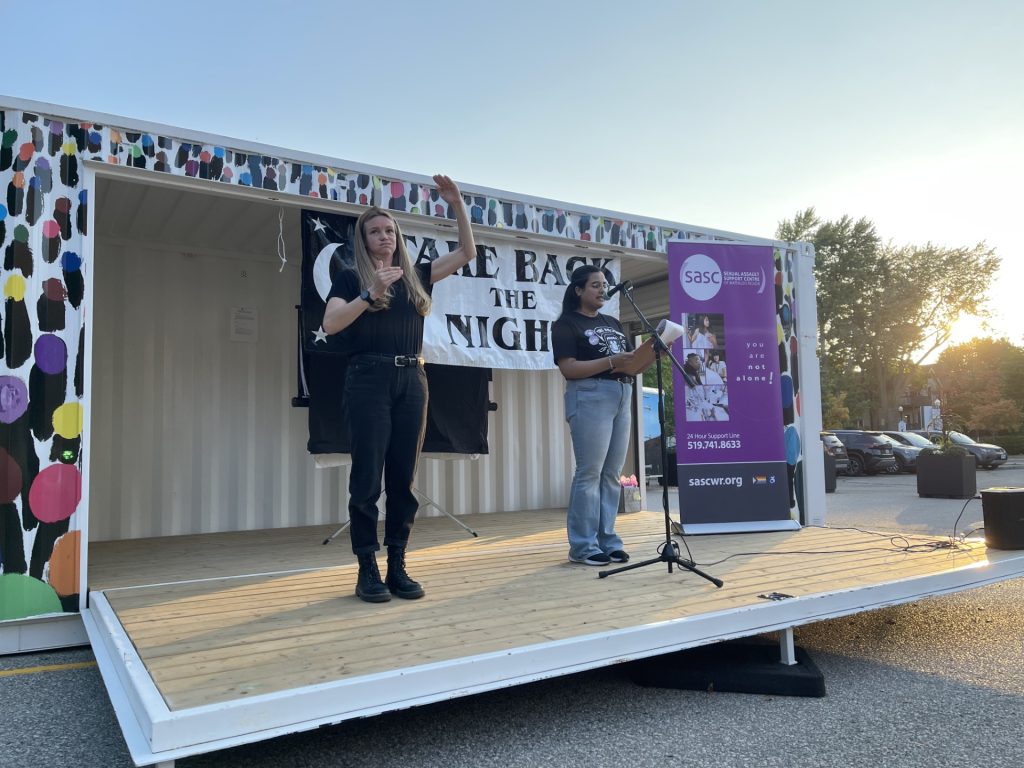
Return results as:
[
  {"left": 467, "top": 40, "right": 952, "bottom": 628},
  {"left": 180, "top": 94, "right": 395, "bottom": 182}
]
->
[{"left": 394, "top": 356, "right": 407, "bottom": 367}]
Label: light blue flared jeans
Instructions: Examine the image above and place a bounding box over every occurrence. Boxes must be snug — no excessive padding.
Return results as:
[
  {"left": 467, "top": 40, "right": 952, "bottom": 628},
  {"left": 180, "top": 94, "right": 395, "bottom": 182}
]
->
[{"left": 564, "top": 378, "right": 632, "bottom": 560}]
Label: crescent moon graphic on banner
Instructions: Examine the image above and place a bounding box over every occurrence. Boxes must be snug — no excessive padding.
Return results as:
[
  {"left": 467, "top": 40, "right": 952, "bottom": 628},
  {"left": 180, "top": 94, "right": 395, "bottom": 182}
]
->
[
  {"left": 314, "top": 242, "right": 344, "bottom": 301},
  {"left": 757, "top": 266, "right": 767, "bottom": 295}
]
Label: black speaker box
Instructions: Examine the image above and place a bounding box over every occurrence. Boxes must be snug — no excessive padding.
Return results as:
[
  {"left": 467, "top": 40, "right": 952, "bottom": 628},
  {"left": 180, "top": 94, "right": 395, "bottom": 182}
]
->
[{"left": 980, "top": 487, "right": 1024, "bottom": 550}]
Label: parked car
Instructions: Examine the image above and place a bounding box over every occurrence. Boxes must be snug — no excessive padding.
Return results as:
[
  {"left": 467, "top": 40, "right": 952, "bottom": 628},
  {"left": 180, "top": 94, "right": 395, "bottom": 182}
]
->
[
  {"left": 909, "top": 430, "right": 1008, "bottom": 469},
  {"left": 831, "top": 430, "right": 898, "bottom": 476},
  {"left": 820, "top": 431, "right": 850, "bottom": 474},
  {"left": 883, "top": 430, "right": 941, "bottom": 451},
  {"left": 873, "top": 431, "right": 923, "bottom": 473}
]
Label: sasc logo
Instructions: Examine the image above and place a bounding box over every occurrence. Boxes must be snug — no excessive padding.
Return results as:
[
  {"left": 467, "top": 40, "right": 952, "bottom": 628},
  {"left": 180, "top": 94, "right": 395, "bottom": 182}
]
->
[{"left": 679, "top": 254, "right": 722, "bottom": 301}]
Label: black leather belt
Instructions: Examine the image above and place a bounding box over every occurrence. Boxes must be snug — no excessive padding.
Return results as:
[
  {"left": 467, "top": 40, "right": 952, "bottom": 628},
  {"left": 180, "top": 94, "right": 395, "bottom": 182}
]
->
[{"left": 352, "top": 353, "right": 424, "bottom": 367}]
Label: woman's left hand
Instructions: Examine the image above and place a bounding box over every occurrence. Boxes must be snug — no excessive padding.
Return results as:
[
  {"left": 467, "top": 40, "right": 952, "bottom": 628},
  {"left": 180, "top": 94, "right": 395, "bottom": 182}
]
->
[{"left": 433, "top": 174, "right": 463, "bottom": 207}]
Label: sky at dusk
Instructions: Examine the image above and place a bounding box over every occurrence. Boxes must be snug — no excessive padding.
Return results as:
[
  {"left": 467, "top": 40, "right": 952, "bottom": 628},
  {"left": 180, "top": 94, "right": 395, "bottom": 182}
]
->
[{"left": 4, "top": 0, "right": 1020, "bottom": 347}]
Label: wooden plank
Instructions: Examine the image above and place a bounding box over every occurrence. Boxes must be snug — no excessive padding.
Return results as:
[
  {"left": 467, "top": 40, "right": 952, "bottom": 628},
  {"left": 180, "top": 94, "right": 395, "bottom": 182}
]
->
[
  {"left": 108, "top": 540, "right": 985, "bottom": 654},
  {"left": 90, "top": 512, "right": 998, "bottom": 712},
  {"left": 126, "top": 545, "right": 984, "bottom": 676}
]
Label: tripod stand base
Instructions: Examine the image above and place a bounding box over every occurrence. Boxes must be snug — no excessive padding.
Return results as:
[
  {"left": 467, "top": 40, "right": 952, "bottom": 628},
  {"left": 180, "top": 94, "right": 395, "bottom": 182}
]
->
[
  {"left": 627, "top": 637, "right": 825, "bottom": 697},
  {"left": 598, "top": 541, "right": 723, "bottom": 587}
]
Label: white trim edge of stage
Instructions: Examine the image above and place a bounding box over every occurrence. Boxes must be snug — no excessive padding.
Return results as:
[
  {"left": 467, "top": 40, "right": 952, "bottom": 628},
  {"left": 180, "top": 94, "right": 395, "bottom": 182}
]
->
[
  {"left": 83, "top": 549, "right": 1024, "bottom": 767},
  {"left": 0, "top": 613, "right": 88, "bottom": 655}
]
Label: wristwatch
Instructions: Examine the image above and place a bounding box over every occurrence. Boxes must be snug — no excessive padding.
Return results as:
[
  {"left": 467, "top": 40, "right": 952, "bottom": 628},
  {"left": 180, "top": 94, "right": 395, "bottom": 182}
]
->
[{"left": 359, "top": 289, "right": 373, "bottom": 304}]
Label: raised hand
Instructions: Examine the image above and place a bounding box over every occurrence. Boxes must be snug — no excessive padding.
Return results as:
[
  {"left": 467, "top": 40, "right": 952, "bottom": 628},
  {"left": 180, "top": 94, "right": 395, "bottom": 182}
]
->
[{"left": 432, "top": 174, "right": 463, "bottom": 207}]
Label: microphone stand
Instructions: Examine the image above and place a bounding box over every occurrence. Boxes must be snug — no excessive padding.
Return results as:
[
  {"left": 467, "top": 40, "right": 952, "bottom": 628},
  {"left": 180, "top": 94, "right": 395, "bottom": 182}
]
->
[{"left": 599, "top": 285, "right": 723, "bottom": 588}]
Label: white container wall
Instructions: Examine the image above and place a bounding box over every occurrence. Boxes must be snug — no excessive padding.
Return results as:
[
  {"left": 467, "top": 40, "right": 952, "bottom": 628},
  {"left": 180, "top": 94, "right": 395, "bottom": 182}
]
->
[{"left": 89, "top": 236, "right": 572, "bottom": 540}]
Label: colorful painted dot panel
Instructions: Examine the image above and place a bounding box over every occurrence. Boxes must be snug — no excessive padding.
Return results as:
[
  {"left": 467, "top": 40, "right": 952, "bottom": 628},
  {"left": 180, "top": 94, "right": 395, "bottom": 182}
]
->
[
  {"left": 2, "top": 108, "right": 88, "bottom": 619},
  {"left": 98, "top": 119, "right": 699, "bottom": 251}
]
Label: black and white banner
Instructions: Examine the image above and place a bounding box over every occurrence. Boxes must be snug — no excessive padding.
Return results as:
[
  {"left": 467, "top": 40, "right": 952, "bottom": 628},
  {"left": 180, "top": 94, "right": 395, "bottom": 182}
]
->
[
  {"left": 412, "top": 225, "right": 622, "bottom": 369},
  {"left": 300, "top": 210, "right": 622, "bottom": 370}
]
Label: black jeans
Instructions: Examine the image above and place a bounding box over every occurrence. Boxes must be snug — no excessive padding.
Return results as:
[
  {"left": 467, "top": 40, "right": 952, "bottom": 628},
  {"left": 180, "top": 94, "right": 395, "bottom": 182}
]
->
[{"left": 343, "top": 357, "right": 428, "bottom": 555}]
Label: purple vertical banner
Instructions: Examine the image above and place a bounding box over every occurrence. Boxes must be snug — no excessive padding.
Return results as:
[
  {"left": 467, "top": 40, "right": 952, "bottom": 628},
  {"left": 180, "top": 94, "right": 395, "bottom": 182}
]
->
[{"left": 667, "top": 242, "right": 797, "bottom": 533}]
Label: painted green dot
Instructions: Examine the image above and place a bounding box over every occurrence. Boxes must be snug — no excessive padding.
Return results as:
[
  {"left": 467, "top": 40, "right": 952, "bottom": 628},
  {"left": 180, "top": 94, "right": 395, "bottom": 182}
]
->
[
  {"left": 14, "top": 224, "right": 29, "bottom": 243},
  {"left": 0, "top": 574, "right": 64, "bottom": 620}
]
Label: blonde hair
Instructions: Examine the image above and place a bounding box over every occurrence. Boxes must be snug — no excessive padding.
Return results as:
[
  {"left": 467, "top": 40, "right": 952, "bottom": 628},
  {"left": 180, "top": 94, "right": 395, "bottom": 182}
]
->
[{"left": 354, "top": 208, "right": 432, "bottom": 316}]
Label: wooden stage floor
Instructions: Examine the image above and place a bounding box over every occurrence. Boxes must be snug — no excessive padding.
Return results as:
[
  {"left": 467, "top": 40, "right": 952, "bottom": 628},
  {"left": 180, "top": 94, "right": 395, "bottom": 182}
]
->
[{"left": 88, "top": 507, "right": 1016, "bottom": 716}]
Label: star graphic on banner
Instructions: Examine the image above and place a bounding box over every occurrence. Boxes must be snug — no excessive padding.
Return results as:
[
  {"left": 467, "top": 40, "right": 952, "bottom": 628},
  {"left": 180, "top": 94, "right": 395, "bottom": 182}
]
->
[
  {"left": 312, "top": 217, "right": 327, "bottom": 233},
  {"left": 312, "top": 326, "right": 328, "bottom": 344}
]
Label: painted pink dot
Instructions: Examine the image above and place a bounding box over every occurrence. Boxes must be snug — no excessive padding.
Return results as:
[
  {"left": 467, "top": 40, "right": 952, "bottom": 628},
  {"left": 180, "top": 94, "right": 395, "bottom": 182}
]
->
[
  {"left": 28, "top": 464, "right": 82, "bottom": 524},
  {"left": 390, "top": 181, "right": 404, "bottom": 197},
  {"left": 42, "top": 220, "right": 61, "bottom": 238}
]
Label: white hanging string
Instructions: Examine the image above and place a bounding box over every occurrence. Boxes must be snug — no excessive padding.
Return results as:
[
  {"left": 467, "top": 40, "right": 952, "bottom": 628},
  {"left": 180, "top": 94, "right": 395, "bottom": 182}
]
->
[{"left": 277, "top": 207, "right": 287, "bottom": 272}]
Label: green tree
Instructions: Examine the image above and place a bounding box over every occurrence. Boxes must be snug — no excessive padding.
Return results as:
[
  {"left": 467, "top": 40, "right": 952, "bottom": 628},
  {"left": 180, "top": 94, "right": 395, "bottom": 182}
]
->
[
  {"left": 642, "top": 352, "right": 675, "bottom": 436},
  {"left": 820, "top": 368, "right": 851, "bottom": 429},
  {"left": 777, "top": 208, "right": 1000, "bottom": 428},
  {"left": 969, "top": 395, "right": 1022, "bottom": 435},
  {"left": 936, "top": 337, "right": 1024, "bottom": 436}
]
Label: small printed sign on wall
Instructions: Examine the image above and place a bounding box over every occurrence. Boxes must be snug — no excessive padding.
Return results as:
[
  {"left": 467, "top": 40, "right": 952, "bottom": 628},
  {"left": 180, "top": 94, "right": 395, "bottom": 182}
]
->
[{"left": 230, "top": 307, "right": 259, "bottom": 343}]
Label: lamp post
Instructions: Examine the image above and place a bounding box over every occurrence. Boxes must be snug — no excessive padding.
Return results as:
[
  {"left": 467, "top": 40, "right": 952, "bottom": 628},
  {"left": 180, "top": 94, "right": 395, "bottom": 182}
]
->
[
  {"left": 933, "top": 398, "right": 942, "bottom": 434},
  {"left": 897, "top": 405, "right": 905, "bottom": 431}
]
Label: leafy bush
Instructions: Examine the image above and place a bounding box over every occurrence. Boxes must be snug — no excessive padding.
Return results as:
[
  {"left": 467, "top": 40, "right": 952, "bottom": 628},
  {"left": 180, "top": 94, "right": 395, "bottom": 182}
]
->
[{"left": 979, "top": 433, "right": 1024, "bottom": 455}]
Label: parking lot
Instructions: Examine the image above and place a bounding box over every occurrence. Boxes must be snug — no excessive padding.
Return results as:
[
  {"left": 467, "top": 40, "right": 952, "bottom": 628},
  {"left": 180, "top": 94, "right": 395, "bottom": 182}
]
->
[
  {"left": 822, "top": 456, "right": 1024, "bottom": 537},
  {"left": 3, "top": 462, "right": 1024, "bottom": 768}
]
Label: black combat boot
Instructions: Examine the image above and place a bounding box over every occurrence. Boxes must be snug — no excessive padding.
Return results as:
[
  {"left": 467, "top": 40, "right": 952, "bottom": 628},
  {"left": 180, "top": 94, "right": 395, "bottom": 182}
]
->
[
  {"left": 355, "top": 552, "right": 391, "bottom": 603},
  {"left": 385, "top": 546, "right": 425, "bottom": 599}
]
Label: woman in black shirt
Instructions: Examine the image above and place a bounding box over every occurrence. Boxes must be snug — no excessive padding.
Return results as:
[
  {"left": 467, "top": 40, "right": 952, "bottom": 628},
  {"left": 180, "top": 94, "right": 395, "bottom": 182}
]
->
[
  {"left": 322, "top": 175, "right": 476, "bottom": 602},
  {"left": 551, "top": 265, "right": 639, "bottom": 566}
]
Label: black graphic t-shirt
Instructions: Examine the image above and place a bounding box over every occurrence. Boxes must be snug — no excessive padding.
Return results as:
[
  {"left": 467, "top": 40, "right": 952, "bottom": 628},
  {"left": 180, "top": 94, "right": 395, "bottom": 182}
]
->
[
  {"left": 328, "top": 262, "right": 433, "bottom": 356},
  {"left": 551, "top": 311, "right": 633, "bottom": 380}
]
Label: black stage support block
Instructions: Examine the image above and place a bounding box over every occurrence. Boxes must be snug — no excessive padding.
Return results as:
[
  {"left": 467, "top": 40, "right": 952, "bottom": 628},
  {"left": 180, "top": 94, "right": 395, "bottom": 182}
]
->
[
  {"left": 981, "top": 487, "right": 1024, "bottom": 550},
  {"left": 627, "top": 638, "right": 826, "bottom": 698}
]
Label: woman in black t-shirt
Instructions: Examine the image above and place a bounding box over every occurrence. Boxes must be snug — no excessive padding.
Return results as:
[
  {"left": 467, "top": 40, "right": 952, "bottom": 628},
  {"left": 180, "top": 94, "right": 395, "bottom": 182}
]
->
[
  {"left": 552, "top": 265, "right": 639, "bottom": 566},
  {"left": 322, "top": 175, "right": 476, "bottom": 603}
]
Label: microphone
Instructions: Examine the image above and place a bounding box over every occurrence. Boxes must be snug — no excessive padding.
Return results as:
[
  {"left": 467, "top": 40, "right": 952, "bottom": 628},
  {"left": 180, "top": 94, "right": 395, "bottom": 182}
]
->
[{"left": 605, "top": 280, "right": 632, "bottom": 298}]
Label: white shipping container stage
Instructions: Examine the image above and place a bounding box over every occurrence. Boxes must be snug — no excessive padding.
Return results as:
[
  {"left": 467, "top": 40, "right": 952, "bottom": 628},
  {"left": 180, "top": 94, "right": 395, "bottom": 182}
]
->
[{"left": 2, "top": 97, "right": 1024, "bottom": 768}]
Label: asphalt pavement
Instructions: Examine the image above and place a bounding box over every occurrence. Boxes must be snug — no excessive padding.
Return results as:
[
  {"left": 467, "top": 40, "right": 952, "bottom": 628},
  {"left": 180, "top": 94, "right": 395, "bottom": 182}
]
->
[{"left": 3, "top": 463, "right": 1024, "bottom": 768}]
